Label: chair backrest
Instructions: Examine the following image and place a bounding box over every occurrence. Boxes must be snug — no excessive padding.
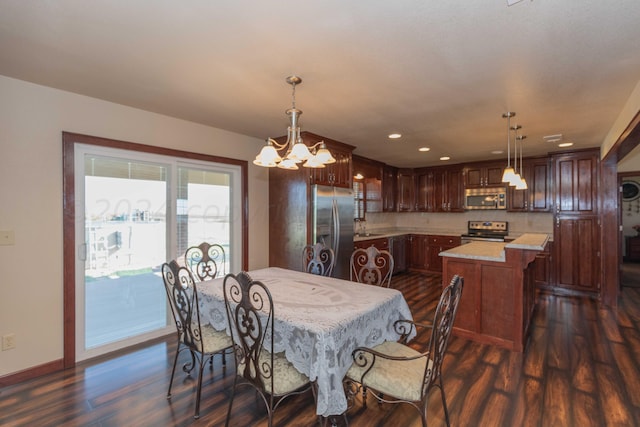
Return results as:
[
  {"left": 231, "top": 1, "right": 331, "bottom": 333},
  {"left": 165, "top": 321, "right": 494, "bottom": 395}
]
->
[
  {"left": 425, "top": 275, "right": 464, "bottom": 385},
  {"left": 302, "top": 242, "right": 335, "bottom": 276},
  {"left": 223, "top": 271, "right": 274, "bottom": 392},
  {"left": 350, "top": 246, "right": 395, "bottom": 287},
  {"left": 161, "top": 260, "right": 206, "bottom": 353},
  {"left": 184, "top": 242, "right": 226, "bottom": 281}
]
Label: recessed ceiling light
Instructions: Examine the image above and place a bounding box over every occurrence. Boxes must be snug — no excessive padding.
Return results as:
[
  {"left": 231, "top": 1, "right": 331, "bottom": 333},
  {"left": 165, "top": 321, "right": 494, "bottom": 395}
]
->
[
  {"left": 558, "top": 142, "right": 574, "bottom": 147},
  {"left": 491, "top": 150, "right": 504, "bottom": 155},
  {"left": 440, "top": 156, "right": 450, "bottom": 161},
  {"left": 544, "top": 134, "right": 563, "bottom": 142},
  {"left": 388, "top": 133, "right": 402, "bottom": 139},
  {"left": 418, "top": 147, "right": 430, "bottom": 152}
]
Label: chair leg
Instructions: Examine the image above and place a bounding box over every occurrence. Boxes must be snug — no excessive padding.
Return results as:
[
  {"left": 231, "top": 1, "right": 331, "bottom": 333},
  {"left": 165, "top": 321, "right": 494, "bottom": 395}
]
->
[
  {"left": 362, "top": 386, "right": 368, "bottom": 408},
  {"left": 194, "top": 356, "right": 205, "bottom": 419},
  {"left": 439, "top": 379, "right": 451, "bottom": 427},
  {"left": 167, "top": 343, "right": 180, "bottom": 399},
  {"left": 224, "top": 378, "right": 238, "bottom": 427}
]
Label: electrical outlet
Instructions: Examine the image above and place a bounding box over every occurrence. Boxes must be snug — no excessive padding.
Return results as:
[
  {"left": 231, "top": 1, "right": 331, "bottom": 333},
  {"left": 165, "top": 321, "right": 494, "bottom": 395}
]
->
[{"left": 2, "top": 333, "right": 16, "bottom": 350}]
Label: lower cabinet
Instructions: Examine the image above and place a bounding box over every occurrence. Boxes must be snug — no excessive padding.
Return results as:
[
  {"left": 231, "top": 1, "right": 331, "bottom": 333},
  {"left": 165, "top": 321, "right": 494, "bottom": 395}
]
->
[
  {"left": 407, "top": 234, "right": 461, "bottom": 273},
  {"left": 532, "top": 241, "right": 553, "bottom": 288},
  {"left": 408, "top": 235, "right": 429, "bottom": 271},
  {"left": 354, "top": 236, "right": 407, "bottom": 276},
  {"left": 353, "top": 237, "right": 389, "bottom": 251},
  {"left": 553, "top": 217, "right": 600, "bottom": 293},
  {"left": 426, "top": 235, "right": 461, "bottom": 273}
]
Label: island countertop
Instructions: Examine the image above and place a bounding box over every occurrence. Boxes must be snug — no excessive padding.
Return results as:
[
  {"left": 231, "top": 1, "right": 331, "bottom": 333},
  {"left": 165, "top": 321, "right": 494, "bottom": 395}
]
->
[{"left": 439, "top": 233, "right": 550, "bottom": 262}]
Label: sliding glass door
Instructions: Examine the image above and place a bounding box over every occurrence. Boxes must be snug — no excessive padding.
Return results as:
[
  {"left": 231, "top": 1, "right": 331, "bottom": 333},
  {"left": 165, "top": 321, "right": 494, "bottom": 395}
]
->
[{"left": 74, "top": 144, "right": 241, "bottom": 361}]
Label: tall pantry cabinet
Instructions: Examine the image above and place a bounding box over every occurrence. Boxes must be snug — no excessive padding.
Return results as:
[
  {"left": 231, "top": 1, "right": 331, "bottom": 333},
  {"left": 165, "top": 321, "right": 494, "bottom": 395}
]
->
[{"left": 551, "top": 148, "right": 600, "bottom": 294}]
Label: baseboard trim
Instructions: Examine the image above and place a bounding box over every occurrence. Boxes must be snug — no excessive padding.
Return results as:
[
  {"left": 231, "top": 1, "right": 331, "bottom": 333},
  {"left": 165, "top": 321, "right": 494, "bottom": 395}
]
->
[{"left": 0, "top": 359, "right": 64, "bottom": 388}]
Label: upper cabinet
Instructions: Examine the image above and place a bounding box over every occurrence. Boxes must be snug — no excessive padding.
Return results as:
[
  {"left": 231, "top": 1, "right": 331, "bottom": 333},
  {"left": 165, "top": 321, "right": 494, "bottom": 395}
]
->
[
  {"left": 552, "top": 149, "right": 599, "bottom": 215},
  {"left": 312, "top": 143, "right": 353, "bottom": 188},
  {"left": 507, "top": 156, "right": 551, "bottom": 212},
  {"left": 397, "top": 168, "right": 416, "bottom": 212},
  {"left": 382, "top": 165, "right": 397, "bottom": 212},
  {"left": 416, "top": 166, "right": 464, "bottom": 212},
  {"left": 464, "top": 162, "right": 505, "bottom": 188},
  {"left": 352, "top": 155, "right": 383, "bottom": 218}
]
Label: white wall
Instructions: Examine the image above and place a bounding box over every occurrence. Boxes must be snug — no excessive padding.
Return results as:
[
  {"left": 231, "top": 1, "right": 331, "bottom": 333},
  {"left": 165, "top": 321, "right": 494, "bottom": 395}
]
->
[{"left": 0, "top": 75, "right": 269, "bottom": 376}]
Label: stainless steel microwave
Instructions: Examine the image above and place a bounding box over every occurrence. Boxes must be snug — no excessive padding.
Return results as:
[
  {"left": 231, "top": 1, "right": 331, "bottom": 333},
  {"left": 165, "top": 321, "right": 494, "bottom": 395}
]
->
[{"left": 464, "top": 187, "right": 507, "bottom": 210}]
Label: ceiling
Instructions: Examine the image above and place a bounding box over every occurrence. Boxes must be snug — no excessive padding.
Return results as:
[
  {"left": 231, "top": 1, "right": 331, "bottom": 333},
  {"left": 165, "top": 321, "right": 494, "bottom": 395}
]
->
[{"left": 2, "top": 1, "right": 640, "bottom": 168}]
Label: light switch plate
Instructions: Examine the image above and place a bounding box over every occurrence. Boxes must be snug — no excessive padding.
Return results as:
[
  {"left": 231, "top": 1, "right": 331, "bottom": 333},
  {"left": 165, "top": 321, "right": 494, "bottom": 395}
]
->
[{"left": 0, "top": 230, "right": 15, "bottom": 245}]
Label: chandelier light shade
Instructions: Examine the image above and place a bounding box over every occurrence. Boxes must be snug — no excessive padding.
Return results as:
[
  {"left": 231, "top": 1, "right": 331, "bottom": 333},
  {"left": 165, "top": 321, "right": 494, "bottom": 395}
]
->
[
  {"left": 501, "top": 112, "right": 517, "bottom": 184},
  {"left": 253, "top": 76, "right": 336, "bottom": 170}
]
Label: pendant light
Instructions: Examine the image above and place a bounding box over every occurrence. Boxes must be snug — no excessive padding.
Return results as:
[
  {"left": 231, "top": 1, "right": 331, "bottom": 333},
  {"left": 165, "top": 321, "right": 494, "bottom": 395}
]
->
[
  {"left": 514, "top": 133, "right": 528, "bottom": 190},
  {"left": 501, "top": 112, "right": 517, "bottom": 184}
]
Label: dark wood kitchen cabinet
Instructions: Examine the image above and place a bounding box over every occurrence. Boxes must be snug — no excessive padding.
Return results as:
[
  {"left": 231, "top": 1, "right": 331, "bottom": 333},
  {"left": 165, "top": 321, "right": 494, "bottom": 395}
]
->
[
  {"left": 507, "top": 156, "right": 551, "bottom": 212},
  {"left": 532, "top": 241, "right": 554, "bottom": 288},
  {"left": 434, "top": 166, "right": 465, "bottom": 212},
  {"left": 352, "top": 155, "right": 383, "bottom": 217},
  {"left": 311, "top": 139, "right": 353, "bottom": 188},
  {"left": 426, "top": 235, "right": 461, "bottom": 273},
  {"left": 464, "top": 161, "right": 505, "bottom": 189},
  {"left": 552, "top": 149, "right": 600, "bottom": 294},
  {"left": 353, "top": 237, "right": 389, "bottom": 251},
  {"left": 415, "top": 166, "right": 464, "bottom": 212},
  {"left": 408, "top": 234, "right": 429, "bottom": 271},
  {"left": 554, "top": 149, "right": 599, "bottom": 215},
  {"left": 397, "top": 169, "right": 415, "bottom": 212},
  {"left": 382, "top": 165, "right": 397, "bottom": 212}
]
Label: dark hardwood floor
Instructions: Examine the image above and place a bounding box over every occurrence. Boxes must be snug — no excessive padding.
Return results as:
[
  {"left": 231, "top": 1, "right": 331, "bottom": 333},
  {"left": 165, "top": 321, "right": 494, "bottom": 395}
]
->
[{"left": 2, "top": 271, "right": 640, "bottom": 426}]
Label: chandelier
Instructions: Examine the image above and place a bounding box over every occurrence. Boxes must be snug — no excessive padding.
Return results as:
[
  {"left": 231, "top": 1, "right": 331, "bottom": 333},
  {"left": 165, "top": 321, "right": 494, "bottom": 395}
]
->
[{"left": 253, "top": 76, "right": 335, "bottom": 170}]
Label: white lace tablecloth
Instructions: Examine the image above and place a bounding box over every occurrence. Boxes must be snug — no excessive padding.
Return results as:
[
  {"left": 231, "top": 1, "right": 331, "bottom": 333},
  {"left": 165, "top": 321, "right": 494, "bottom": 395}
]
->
[{"left": 197, "top": 267, "right": 414, "bottom": 417}]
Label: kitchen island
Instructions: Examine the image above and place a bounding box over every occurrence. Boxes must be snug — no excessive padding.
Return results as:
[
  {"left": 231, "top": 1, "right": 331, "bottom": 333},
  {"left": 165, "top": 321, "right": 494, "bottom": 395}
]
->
[{"left": 440, "top": 233, "right": 549, "bottom": 352}]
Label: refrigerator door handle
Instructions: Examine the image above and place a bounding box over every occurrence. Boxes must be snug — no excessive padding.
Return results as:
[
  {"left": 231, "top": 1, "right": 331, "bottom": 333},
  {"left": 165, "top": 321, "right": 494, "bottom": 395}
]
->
[{"left": 331, "top": 195, "right": 340, "bottom": 261}]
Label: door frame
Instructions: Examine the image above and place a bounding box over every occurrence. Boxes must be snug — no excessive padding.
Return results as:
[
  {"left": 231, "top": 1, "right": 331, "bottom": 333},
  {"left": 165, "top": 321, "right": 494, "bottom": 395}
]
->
[{"left": 62, "top": 132, "right": 248, "bottom": 367}]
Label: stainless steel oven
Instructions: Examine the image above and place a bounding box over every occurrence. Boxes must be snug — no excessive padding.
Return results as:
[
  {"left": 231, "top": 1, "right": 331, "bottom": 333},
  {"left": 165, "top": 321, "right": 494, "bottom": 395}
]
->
[{"left": 460, "top": 221, "right": 508, "bottom": 244}]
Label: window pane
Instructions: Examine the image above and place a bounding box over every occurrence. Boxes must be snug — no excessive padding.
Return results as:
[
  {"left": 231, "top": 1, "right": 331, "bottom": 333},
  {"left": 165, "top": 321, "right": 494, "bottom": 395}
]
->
[{"left": 84, "top": 158, "right": 168, "bottom": 349}]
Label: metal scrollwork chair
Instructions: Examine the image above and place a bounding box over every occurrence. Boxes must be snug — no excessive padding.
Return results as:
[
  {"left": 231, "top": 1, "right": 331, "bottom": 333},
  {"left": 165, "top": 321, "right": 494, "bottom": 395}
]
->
[
  {"left": 161, "top": 260, "right": 233, "bottom": 419},
  {"left": 302, "top": 242, "right": 335, "bottom": 277},
  {"left": 350, "top": 246, "right": 395, "bottom": 287},
  {"left": 185, "top": 242, "right": 226, "bottom": 282},
  {"left": 344, "top": 275, "right": 464, "bottom": 427},
  {"left": 223, "top": 271, "right": 316, "bottom": 427}
]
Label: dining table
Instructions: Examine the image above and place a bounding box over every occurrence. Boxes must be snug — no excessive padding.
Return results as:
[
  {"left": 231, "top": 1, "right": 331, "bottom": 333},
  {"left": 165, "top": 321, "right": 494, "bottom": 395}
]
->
[{"left": 197, "top": 266, "right": 415, "bottom": 418}]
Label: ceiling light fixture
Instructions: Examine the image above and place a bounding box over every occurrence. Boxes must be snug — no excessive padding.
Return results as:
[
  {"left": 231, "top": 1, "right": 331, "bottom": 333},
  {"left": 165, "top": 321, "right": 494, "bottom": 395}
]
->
[
  {"left": 388, "top": 133, "right": 402, "bottom": 139},
  {"left": 501, "top": 112, "right": 517, "bottom": 184},
  {"left": 419, "top": 147, "right": 430, "bottom": 152},
  {"left": 440, "top": 156, "right": 450, "bottom": 161},
  {"left": 514, "top": 133, "right": 528, "bottom": 190},
  {"left": 253, "top": 76, "right": 335, "bottom": 170},
  {"left": 558, "top": 142, "right": 574, "bottom": 147}
]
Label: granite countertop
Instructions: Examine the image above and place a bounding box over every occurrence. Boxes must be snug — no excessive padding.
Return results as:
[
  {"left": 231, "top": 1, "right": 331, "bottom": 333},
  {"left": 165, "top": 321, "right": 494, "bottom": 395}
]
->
[
  {"left": 504, "top": 233, "right": 549, "bottom": 250},
  {"left": 353, "top": 229, "right": 553, "bottom": 243},
  {"left": 439, "top": 241, "right": 507, "bottom": 262},
  {"left": 439, "top": 233, "right": 550, "bottom": 262},
  {"left": 353, "top": 229, "right": 462, "bottom": 242}
]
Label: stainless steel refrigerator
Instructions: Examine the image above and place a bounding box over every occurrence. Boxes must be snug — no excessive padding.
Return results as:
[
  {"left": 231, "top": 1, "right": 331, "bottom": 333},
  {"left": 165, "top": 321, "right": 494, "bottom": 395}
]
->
[{"left": 311, "top": 185, "right": 354, "bottom": 280}]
